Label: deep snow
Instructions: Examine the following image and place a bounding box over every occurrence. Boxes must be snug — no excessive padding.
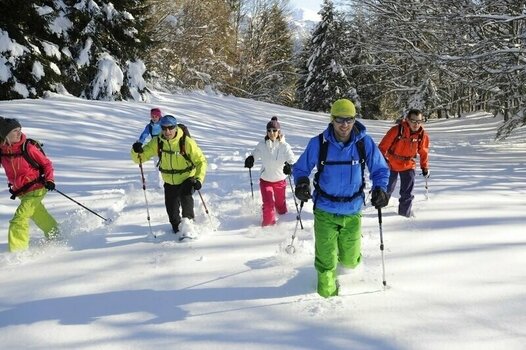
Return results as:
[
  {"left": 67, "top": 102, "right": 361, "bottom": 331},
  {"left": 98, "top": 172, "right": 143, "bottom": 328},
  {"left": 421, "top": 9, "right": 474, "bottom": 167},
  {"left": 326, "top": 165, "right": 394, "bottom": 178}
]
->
[{"left": 0, "top": 91, "right": 525, "bottom": 350}]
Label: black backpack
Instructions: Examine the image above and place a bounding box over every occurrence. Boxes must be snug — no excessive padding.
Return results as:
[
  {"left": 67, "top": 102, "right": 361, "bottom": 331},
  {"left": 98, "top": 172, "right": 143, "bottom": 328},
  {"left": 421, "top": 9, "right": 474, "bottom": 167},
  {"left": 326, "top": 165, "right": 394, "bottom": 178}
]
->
[
  {"left": 313, "top": 132, "right": 366, "bottom": 205},
  {"left": 0, "top": 138, "right": 46, "bottom": 172},
  {"left": 156, "top": 123, "right": 195, "bottom": 175}
]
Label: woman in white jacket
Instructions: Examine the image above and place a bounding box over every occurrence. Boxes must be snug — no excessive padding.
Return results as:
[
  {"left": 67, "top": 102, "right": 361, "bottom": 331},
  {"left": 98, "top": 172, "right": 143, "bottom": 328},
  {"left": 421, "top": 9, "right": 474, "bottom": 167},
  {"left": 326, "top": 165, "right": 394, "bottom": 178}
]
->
[{"left": 244, "top": 117, "right": 295, "bottom": 226}]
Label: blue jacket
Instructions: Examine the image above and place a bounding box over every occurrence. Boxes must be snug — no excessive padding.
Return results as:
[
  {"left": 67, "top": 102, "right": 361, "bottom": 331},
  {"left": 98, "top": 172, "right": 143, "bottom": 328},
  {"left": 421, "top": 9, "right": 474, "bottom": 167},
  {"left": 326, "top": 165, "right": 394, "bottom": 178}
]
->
[
  {"left": 138, "top": 121, "right": 162, "bottom": 144},
  {"left": 293, "top": 121, "right": 389, "bottom": 215}
]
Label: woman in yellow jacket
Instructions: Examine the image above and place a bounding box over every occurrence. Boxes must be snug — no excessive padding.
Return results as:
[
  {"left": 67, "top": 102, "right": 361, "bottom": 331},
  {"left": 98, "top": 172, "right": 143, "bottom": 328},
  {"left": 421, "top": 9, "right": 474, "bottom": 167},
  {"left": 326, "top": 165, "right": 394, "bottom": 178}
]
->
[{"left": 131, "top": 115, "right": 207, "bottom": 233}]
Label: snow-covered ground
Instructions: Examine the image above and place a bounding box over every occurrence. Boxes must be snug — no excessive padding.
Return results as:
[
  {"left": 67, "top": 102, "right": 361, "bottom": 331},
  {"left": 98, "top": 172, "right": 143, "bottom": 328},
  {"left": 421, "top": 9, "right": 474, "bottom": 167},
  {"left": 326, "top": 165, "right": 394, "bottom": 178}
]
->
[{"left": 0, "top": 91, "right": 525, "bottom": 349}]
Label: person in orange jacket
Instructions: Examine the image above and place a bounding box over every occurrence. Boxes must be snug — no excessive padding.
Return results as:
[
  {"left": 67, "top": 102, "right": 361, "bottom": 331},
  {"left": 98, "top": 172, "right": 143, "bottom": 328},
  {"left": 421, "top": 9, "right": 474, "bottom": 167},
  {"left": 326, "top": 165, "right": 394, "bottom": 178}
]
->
[{"left": 378, "top": 109, "right": 430, "bottom": 217}]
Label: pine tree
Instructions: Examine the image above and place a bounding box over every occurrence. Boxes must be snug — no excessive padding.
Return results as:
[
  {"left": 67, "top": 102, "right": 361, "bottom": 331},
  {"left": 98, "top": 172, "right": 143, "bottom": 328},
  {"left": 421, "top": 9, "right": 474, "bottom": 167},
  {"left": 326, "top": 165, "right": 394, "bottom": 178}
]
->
[
  {"left": 66, "top": 0, "right": 153, "bottom": 100},
  {"left": 238, "top": 2, "right": 295, "bottom": 105},
  {"left": 298, "top": 0, "right": 351, "bottom": 112},
  {"left": 0, "top": 0, "right": 68, "bottom": 99}
]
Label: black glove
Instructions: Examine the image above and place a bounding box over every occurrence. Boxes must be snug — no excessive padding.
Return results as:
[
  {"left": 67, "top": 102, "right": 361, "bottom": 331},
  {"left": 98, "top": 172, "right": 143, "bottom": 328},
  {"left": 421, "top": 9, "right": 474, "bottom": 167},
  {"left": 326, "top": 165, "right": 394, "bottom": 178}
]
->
[
  {"left": 44, "top": 181, "right": 55, "bottom": 191},
  {"left": 244, "top": 155, "right": 254, "bottom": 168},
  {"left": 295, "top": 177, "right": 312, "bottom": 202},
  {"left": 132, "top": 142, "right": 143, "bottom": 154},
  {"left": 193, "top": 179, "right": 202, "bottom": 191},
  {"left": 421, "top": 168, "right": 430, "bottom": 178},
  {"left": 283, "top": 162, "right": 292, "bottom": 175},
  {"left": 181, "top": 178, "right": 195, "bottom": 195},
  {"left": 371, "top": 188, "right": 389, "bottom": 209}
]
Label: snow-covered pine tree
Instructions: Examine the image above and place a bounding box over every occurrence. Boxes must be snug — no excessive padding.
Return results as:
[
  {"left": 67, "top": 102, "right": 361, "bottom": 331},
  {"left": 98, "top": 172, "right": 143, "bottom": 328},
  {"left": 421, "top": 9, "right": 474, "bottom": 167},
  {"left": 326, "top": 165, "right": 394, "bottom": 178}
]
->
[
  {"left": 0, "top": 0, "right": 68, "bottom": 99},
  {"left": 66, "top": 0, "right": 153, "bottom": 101},
  {"left": 298, "top": 0, "right": 352, "bottom": 112}
]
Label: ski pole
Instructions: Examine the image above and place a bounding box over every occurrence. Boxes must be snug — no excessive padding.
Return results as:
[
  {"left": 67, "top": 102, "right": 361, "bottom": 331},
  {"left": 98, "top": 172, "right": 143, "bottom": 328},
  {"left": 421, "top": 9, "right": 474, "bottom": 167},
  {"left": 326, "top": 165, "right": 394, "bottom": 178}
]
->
[
  {"left": 248, "top": 168, "right": 254, "bottom": 199},
  {"left": 287, "top": 175, "right": 303, "bottom": 229},
  {"left": 424, "top": 177, "right": 429, "bottom": 200},
  {"left": 378, "top": 207, "right": 387, "bottom": 287},
  {"left": 138, "top": 155, "right": 155, "bottom": 238},
  {"left": 286, "top": 201, "right": 304, "bottom": 254},
  {"left": 55, "top": 189, "right": 109, "bottom": 222},
  {"left": 197, "top": 189, "right": 214, "bottom": 228}
]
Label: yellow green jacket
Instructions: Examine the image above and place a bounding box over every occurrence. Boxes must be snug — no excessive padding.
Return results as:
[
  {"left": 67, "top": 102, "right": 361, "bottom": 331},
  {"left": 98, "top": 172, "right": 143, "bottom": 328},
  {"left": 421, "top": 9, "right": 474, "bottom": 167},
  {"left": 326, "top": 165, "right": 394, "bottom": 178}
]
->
[{"left": 130, "top": 127, "right": 207, "bottom": 185}]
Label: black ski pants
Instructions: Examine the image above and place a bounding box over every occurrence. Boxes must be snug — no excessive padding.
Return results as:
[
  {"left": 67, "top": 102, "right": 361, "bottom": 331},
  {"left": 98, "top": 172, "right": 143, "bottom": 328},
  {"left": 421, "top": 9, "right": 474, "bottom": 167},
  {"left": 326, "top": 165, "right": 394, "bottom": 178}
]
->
[{"left": 164, "top": 178, "right": 195, "bottom": 232}]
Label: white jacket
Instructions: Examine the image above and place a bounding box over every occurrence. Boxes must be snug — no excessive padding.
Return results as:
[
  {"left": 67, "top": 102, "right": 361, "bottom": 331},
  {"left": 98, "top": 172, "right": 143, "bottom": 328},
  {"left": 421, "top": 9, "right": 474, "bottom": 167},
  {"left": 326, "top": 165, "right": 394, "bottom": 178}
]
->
[{"left": 252, "top": 137, "right": 295, "bottom": 182}]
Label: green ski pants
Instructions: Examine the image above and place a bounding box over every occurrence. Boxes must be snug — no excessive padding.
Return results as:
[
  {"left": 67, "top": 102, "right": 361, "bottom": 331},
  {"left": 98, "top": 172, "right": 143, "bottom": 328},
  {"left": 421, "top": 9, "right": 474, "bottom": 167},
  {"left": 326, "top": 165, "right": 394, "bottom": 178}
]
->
[
  {"left": 8, "top": 188, "right": 58, "bottom": 252},
  {"left": 313, "top": 209, "right": 362, "bottom": 298}
]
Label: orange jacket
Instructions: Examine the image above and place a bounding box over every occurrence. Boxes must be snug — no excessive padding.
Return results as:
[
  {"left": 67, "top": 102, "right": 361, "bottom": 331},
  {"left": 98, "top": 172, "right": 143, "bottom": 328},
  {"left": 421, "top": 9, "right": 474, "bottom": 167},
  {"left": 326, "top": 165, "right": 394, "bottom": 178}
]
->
[{"left": 378, "top": 120, "right": 430, "bottom": 172}]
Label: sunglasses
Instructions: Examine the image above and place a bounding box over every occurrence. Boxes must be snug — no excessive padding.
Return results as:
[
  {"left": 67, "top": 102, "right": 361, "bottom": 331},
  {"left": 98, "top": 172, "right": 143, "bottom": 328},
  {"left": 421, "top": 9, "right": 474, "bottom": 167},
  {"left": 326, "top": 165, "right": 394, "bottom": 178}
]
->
[
  {"left": 161, "top": 125, "right": 176, "bottom": 131},
  {"left": 409, "top": 119, "right": 423, "bottom": 124},
  {"left": 332, "top": 117, "right": 355, "bottom": 125},
  {"left": 267, "top": 129, "right": 279, "bottom": 133}
]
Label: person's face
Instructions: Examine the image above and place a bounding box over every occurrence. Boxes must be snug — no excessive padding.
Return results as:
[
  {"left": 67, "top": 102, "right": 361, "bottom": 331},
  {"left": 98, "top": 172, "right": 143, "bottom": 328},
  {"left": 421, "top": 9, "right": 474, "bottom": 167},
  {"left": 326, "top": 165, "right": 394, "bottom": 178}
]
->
[
  {"left": 161, "top": 124, "right": 177, "bottom": 140},
  {"left": 151, "top": 114, "right": 161, "bottom": 123},
  {"left": 5, "top": 127, "right": 22, "bottom": 144},
  {"left": 331, "top": 116, "right": 355, "bottom": 141},
  {"left": 407, "top": 113, "right": 424, "bottom": 132},
  {"left": 267, "top": 128, "right": 279, "bottom": 141}
]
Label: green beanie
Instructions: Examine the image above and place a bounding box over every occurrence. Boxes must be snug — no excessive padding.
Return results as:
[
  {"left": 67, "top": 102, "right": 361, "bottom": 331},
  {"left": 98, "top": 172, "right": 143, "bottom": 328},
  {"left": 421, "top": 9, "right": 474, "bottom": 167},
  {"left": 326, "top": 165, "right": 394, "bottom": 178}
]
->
[{"left": 330, "top": 99, "right": 356, "bottom": 117}]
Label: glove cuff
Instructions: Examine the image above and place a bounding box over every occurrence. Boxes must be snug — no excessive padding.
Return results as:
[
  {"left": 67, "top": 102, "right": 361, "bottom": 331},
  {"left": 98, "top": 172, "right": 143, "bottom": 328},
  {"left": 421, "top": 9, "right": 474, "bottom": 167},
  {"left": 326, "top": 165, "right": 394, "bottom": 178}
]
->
[{"left": 297, "top": 177, "right": 310, "bottom": 186}]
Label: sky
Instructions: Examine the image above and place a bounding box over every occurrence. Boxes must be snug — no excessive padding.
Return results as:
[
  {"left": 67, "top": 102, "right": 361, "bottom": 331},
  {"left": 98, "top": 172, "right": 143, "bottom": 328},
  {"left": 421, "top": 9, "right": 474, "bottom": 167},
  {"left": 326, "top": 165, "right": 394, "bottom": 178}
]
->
[
  {"left": 0, "top": 90, "right": 525, "bottom": 349},
  {"left": 289, "top": 0, "right": 322, "bottom": 21}
]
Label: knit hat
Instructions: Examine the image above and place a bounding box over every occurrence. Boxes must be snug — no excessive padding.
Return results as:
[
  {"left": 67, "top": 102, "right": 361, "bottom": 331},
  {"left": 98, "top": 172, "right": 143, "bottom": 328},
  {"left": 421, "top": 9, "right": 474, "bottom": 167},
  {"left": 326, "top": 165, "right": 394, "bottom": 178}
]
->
[
  {"left": 266, "top": 116, "right": 280, "bottom": 130},
  {"left": 150, "top": 108, "right": 162, "bottom": 118},
  {"left": 0, "top": 117, "right": 22, "bottom": 140},
  {"left": 160, "top": 115, "right": 177, "bottom": 126},
  {"left": 330, "top": 99, "right": 356, "bottom": 118}
]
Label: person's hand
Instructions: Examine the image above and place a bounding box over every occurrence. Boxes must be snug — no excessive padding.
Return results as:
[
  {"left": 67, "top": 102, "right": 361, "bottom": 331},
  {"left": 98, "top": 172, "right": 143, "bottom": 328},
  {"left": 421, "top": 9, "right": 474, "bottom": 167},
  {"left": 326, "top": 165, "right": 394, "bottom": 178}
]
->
[
  {"left": 44, "top": 181, "right": 55, "bottom": 191},
  {"left": 244, "top": 155, "right": 254, "bottom": 168},
  {"left": 371, "top": 188, "right": 389, "bottom": 209},
  {"left": 283, "top": 162, "right": 292, "bottom": 175},
  {"left": 295, "top": 177, "right": 311, "bottom": 202},
  {"left": 421, "top": 168, "right": 430, "bottom": 178},
  {"left": 193, "top": 179, "right": 202, "bottom": 191},
  {"left": 132, "top": 142, "right": 143, "bottom": 154}
]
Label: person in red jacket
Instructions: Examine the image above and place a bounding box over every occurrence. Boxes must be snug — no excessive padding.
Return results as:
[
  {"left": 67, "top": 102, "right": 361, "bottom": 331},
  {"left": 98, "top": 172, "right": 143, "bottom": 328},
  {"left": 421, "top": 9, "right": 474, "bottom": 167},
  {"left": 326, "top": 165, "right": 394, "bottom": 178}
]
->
[
  {"left": 0, "top": 117, "right": 58, "bottom": 252},
  {"left": 378, "top": 109, "right": 430, "bottom": 217}
]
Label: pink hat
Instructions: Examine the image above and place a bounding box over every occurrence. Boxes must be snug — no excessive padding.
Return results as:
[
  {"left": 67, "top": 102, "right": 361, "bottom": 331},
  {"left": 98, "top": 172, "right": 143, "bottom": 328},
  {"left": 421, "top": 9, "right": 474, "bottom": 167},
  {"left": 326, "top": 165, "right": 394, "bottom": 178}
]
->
[{"left": 150, "top": 108, "right": 162, "bottom": 118}]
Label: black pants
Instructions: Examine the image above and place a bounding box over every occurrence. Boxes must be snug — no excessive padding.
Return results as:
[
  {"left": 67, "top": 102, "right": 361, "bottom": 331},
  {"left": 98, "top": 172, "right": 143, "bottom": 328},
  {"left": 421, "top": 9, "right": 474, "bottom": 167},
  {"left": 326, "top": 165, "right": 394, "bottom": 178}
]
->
[
  {"left": 164, "top": 179, "right": 194, "bottom": 232},
  {"left": 386, "top": 169, "right": 415, "bottom": 217}
]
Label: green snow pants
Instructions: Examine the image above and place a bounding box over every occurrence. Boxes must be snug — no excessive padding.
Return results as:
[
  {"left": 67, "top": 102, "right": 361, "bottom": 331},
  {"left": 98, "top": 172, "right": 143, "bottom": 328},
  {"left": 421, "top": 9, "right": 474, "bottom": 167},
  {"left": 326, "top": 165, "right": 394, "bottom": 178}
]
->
[
  {"left": 313, "top": 208, "right": 362, "bottom": 298},
  {"left": 8, "top": 188, "right": 58, "bottom": 252}
]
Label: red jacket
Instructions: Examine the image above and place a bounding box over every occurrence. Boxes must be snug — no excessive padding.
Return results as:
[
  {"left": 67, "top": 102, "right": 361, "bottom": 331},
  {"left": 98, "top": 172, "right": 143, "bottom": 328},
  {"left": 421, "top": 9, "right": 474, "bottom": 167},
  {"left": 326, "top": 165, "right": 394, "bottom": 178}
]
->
[
  {"left": 378, "top": 120, "right": 430, "bottom": 172},
  {"left": 0, "top": 133, "right": 54, "bottom": 196}
]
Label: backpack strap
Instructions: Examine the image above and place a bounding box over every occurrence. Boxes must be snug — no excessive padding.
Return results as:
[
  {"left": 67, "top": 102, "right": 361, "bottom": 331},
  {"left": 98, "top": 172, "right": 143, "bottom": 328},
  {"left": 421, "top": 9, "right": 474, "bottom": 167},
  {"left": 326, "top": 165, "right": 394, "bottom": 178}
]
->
[
  {"left": 313, "top": 132, "right": 366, "bottom": 205},
  {"left": 387, "top": 124, "right": 424, "bottom": 161},
  {"left": 22, "top": 139, "right": 44, "bottom": 172},
  {"left": 156, "top": 133, "right": 196, "bottom": 175}
]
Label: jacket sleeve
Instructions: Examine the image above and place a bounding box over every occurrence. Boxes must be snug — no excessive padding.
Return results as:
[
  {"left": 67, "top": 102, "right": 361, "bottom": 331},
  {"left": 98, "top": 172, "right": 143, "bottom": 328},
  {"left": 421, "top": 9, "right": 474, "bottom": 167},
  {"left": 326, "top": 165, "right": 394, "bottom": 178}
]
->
[
  {"left": 137, "top": 124, "right": 150, "bottom": 144},
  {"left": 378, "top": 125, "right": 398, "bottom": 156},
  {"left": 252, "top": 141, "right": 263, "bottom": 160},
  {"left": 419, "top": 132, "right": 430, "bottom": 169},
  {"left": 292, "top": 136, "right": 318, "bottom": 185},
  {"left": 364, "top": 135, "right": 390, "bottom": 191},
  {"left": 130, "top": 137, "right": 158, "bottom": 164},
  {"left": 283, "top": 142, "right": 296, "bottom": 164},
  {"left": 28, "top": 144, "right": 54, "bottom": 181},
  {"left": 186, "top": 138, "right": 207, "bottom": 183}
]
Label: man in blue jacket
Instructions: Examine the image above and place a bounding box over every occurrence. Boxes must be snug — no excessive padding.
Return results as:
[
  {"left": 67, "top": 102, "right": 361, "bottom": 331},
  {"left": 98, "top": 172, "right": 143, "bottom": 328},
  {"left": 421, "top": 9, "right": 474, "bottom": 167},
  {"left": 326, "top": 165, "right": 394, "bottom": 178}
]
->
[{"left": 293, "top": 99, "right": 390, "bottom": 297}]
